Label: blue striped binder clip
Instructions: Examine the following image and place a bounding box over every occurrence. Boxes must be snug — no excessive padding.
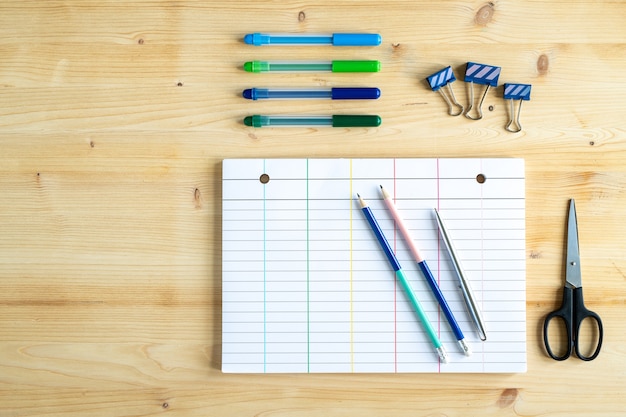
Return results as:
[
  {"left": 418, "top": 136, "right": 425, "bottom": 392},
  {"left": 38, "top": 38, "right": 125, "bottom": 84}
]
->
[
  {"left": 503, "top": 83, "right": 531, "bottom": 132},
  {"left": 426, "top": 66, "right": 464, "bottom": 116},
  {"left": 464, "top": 62, "right": 501, "bottom": 120}
]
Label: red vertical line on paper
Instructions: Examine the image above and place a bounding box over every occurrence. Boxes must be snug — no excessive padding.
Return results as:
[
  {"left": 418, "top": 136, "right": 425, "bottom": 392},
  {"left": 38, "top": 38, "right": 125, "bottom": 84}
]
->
[
  {"left": 436, "top": 158, "right": 441, "bottom": 373},
  {"left": 480, "top": 160, "right": 485, "bottom": 371},
  {"left": 306, "top": 159, "right": 310, "bottom": 373},
  {"left": 393, "top": 158, "right": 398, "bottom": 372},
  {"left": 262, "top": 159, "right": 267, "bottom": 373},
  {"left": 349, "top": 159, "right": 354, "bottom": 372}
]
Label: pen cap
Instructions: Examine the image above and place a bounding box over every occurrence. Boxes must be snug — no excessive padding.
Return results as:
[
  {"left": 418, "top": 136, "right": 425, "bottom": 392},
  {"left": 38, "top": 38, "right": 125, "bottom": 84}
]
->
[
  {"left": 244, "top": 33, "right": 270, "bottom": 46},
  {"left": 243, "top": 61, "right": 270, "bottom": 73},
  {"left": 331, "top": 60, "right": 380, "bottom": 72},
  {"left": 331, "top": 88, "right": 381, "bottom": 100},
  {"left": 332, "top": 33, "right": 382, "bottom": 46},
  {"left": 332, "top": 115, "right": 381, "bottom": 127},
  {"left": 243, "top": 115, "right": 268, "bottom": 127}
]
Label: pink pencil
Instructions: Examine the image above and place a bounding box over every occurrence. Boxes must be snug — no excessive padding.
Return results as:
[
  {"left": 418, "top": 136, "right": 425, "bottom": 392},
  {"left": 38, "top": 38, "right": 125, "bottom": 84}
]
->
[{"left": 380, "top": 185, "right": 470, "bottom": 355}]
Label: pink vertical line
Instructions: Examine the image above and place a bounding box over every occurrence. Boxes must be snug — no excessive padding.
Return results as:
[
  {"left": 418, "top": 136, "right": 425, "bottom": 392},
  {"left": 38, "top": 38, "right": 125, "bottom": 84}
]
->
[
  {"left": 436, "top": 158, "right": 441, "bottom": 373},
  {"left": 480, "top": 160, "right": 486, "bottom": 371},
  {"left": 393, "top": 158, "right": 398, "bottom": 372},
  {"left": 262, "top": 159, "right": 267, "bottom": 373},
  {"left": 306, "top": 159, "right": 310, "bottom": 373},
  {"left": 349, "top": 159, "right": 354, "bottom": 372}
]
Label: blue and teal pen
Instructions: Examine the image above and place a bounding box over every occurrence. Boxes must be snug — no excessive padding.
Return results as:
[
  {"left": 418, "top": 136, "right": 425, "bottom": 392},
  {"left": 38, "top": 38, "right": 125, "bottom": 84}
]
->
[
  {"left": 357, "top": 194, "right": 449, "bottom": 364},
  {"left": 380, "top": 186, "right": 471, "bottom": 356},
  {"left": 244, "top": 32, "right": 381, "bottom": 46}
]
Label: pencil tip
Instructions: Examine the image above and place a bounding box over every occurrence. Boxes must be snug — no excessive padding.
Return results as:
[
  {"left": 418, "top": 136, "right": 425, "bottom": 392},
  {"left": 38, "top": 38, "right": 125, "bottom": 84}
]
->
[{"left": 379, "top": 185, "right": 390, "bottom": 199}]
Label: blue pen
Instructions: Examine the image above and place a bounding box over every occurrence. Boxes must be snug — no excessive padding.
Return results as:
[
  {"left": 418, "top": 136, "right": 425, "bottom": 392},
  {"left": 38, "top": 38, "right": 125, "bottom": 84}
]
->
[
  {"left": 244, "top": 32, "right": 381, "bottom": 46},
  {"left": 357, "top": 193, "right": 449, "bottom": 364},
  {"left": 380, "top": 186, "right": 471, "bottom": 355},
  {"left": 243, "top": 87, "right": 380, "bottom": 100}
]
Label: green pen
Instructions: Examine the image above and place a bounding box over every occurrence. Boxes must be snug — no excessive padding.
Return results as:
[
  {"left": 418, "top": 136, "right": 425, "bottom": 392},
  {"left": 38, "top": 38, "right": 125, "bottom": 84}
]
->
[
  {"left": 243, "top": 114, "right": 381, "bottom": 128},
  {"left": 243, "top": 60, "right": 380, "bottom": 73}
]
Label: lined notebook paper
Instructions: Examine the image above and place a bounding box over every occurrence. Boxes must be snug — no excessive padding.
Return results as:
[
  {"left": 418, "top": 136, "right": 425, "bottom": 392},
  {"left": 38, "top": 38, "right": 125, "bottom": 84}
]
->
[{"left": 222, "top": 158, "right": 526, "bottom": 373}]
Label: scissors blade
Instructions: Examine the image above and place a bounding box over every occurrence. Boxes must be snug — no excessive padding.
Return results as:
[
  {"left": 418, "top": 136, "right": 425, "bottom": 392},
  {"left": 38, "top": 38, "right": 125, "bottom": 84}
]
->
[{"left": 566, "top": 199, "right": 582, "bottom": 289}]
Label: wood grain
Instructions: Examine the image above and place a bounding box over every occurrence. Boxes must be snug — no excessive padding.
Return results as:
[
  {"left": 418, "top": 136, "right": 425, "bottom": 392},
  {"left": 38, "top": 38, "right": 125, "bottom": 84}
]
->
[{"left": 1, "top": 1, "right": 626, "bottom": 416}]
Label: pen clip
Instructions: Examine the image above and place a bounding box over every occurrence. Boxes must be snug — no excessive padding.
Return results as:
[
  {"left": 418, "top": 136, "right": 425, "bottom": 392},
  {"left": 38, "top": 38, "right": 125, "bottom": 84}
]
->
[{"left": 457, "top": 277, "right": 487, "bottom": 341}]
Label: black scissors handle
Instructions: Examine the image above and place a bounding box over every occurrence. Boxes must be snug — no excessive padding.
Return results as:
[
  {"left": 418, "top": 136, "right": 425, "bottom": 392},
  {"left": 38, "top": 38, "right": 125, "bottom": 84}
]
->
[{"left": 543, "top": 286, "right": 603, "bottom": 361}]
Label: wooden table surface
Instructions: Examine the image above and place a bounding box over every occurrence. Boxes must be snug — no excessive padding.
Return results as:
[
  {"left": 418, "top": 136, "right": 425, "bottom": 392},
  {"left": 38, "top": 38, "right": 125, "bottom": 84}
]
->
[{"left": 1, "top": 1, "right": 625, "bottom": 416}]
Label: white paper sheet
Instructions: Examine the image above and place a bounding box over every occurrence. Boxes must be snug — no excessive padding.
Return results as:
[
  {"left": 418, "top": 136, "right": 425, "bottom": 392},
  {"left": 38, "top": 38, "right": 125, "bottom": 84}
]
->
[{"left": 222, "top": 158, "right": 526, "bottom": 373}]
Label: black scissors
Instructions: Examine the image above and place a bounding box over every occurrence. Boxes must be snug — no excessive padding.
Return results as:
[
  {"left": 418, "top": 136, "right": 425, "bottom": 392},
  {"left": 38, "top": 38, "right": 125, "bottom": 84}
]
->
[{"left": 543, "top": 199, "right": 603, "bottom": 361}]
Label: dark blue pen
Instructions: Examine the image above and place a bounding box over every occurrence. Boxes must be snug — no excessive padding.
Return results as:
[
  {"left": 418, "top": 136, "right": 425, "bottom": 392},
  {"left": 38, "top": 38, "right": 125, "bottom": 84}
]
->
[
  {"left": 242, "top": 87, "right": 381, "bottom": 100},
  {"left": 380, "top": 186, "right": 471, "bottom": 355}
]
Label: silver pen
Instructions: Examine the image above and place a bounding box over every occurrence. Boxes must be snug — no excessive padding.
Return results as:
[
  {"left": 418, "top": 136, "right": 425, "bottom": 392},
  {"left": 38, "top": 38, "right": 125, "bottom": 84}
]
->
[{"left": 434, "top": 209, "right": 487, "bottom": 341}]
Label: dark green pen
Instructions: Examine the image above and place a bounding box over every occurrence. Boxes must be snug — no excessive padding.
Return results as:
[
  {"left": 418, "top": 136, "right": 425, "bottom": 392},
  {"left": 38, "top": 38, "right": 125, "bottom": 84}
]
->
[{"left": 243, "top": 115, "right": 381, "bottom": 128}]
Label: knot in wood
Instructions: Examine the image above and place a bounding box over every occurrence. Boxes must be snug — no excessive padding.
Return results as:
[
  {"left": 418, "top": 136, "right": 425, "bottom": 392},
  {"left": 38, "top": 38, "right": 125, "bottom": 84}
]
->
[{"left": 475, "top": 3, "right": 495, "bottom": 26}]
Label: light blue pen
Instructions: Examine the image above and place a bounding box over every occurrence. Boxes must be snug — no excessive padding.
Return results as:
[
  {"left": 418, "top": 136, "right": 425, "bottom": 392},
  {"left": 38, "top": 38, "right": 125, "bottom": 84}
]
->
[{"left": 244, "top": 32, "right": 381, "bottom": 46}]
